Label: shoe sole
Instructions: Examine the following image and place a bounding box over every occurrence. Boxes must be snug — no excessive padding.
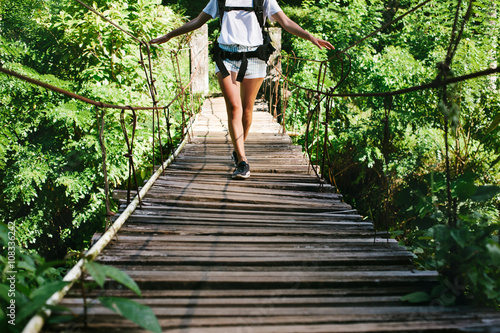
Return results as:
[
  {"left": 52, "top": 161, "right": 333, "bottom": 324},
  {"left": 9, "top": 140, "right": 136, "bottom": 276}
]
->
[{"left": 232, "top": 171, "right": 250, "bottom": 180}]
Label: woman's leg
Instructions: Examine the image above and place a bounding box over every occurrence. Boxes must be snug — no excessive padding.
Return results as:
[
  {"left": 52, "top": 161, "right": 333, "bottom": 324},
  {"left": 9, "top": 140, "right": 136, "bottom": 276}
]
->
[
  {"left": 217, "top": 72, "right": 245, "bottom": 162},
  {"left": 240, "top": 76, "right": 265, "bottom": 143},
  {"left": 217, "top": 71, "right": 264, "bottom": 162}
]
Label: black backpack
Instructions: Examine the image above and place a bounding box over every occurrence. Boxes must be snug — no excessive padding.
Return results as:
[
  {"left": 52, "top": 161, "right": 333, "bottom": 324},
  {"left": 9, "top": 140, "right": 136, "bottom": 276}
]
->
[{"left": 211, "top": 0, "right": 276, "bottom": 82}]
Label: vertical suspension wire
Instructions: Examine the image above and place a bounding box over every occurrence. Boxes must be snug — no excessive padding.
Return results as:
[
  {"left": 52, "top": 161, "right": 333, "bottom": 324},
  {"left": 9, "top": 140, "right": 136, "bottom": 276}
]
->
[
  {"left": 279, "top": 54, "right": 293, "bottom": 136},
  {"left": 382, "top": 95, "right": 393, "bottom": 242},
  {"left": 120, "top": 106, "right": 142, "bottom": 208},
  {"left": 138, "top": 44, "right": 156, "bottom": 175},
  {"left": 318, "top": 60, "right": 330, "bottom": 182},
  {"left": 155, "top": 107, "right": 166, "bottom": 175},
  {"left": 163, "top": 106, "right": 174, "bottom": 152},
  {"left": 139, "top": 40, "right": 170, "bottom": 176},
  {"left": 96, "top": 106, "right": 114, "bottom": 229},
  {"left": 171, "top": 50, "right": 187, "bottom": 138},
  {"left": 142, "top": 42, "right": 167, "bottom": 175},
  {"left": 273, "top": 76, "right": 281, "bottom": 132},
  {"left": 321, "top": 94, "right": 334, "bottom": 183},
  {"left": 272, "top": 55, "right": 282, "bottom": 131},
  {"left": 288, "top": 56, "right": 299, "bottom": 140}
]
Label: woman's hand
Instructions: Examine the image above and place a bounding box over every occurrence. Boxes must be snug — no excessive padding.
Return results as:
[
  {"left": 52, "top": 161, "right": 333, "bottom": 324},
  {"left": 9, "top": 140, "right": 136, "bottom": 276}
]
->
[
  {"left": 309, "top": 36, "right": 334, "bottom": 50},
  {"left": 149, "top": 34, "right": 170, "bottom": 45}
]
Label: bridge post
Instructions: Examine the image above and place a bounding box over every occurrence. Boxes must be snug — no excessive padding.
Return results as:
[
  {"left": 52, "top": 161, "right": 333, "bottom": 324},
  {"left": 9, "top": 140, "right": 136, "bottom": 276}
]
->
[
  {"left": 190, "top": 24, "right": 209, "bottom": 95},
  {"left": 262, "top": 27, "right": 282, "bottom": 121}
]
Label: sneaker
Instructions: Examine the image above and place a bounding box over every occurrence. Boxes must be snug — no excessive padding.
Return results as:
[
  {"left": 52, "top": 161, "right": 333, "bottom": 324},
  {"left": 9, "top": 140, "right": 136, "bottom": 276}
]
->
[
  {"left": 232, "top": 161, "right": 250, "bottom": 179},
  {"left": 231, "top": 150, "right": 238, "bottom": 166}
]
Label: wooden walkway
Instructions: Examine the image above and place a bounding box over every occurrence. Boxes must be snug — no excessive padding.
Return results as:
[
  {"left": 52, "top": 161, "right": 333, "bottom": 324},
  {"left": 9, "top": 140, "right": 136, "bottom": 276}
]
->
[{"left": 47, "top": 97, "right": 500, "bottom": 332}]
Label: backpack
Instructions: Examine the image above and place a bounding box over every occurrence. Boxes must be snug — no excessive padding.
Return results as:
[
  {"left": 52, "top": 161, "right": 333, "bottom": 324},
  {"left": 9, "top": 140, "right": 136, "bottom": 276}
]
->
[{"left": 211, "top": 0, "right": 276, "bottom": 82}]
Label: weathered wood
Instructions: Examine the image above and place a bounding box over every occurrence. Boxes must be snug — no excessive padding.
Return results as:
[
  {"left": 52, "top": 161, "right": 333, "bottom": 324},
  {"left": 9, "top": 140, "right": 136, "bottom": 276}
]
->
[
  {"left": 190, "top": 24, "right": 209, "bottom": 95},
  {"left": 45, "top": 97, "right": 500, "bottom": 333}
]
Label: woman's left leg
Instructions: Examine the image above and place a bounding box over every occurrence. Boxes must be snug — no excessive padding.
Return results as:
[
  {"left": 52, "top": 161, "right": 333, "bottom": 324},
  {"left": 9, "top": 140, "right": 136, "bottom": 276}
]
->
[{"left": 240, "top": 77, "right": 264, "bottom": 144}]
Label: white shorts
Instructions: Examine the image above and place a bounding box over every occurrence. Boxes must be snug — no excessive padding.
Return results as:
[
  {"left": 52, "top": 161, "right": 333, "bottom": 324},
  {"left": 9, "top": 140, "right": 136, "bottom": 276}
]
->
[{"left": 215, "top": 44, "right": 267, "bottom": 79}]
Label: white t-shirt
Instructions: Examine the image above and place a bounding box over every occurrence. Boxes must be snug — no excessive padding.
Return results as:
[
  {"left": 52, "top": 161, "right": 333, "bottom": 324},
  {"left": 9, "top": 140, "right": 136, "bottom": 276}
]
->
[{"left": 203, "top": 0, "right": 282, "bottom": 46}]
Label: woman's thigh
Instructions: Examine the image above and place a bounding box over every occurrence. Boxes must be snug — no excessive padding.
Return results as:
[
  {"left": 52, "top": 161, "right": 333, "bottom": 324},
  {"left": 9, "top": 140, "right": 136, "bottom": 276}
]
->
[
  {"left": 217, "top": 72, "right": 242, "bottom": 114},
  {"left": 240, "top": 77, "right": 264, "bottom": 110}
]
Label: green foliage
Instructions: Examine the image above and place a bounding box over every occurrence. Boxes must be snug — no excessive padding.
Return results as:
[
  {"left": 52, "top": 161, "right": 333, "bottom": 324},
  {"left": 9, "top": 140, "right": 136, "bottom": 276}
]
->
[
  {"left": 0, "top": 0, "right": 196, "bottom": 260},
  {"left": 0, "top": 223, "right": 67, "bottom": 333},
  {"left": 399, "top": 173, "right": 500, "bottom": 305},
  {"left": 83, "top": 260, "right": 161, "bottom": 333}
]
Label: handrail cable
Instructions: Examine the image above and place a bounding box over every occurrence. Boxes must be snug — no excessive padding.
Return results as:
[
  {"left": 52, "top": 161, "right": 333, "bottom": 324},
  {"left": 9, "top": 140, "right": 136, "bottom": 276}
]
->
[
  {"left": 0, "top": 48, "right": 209, "bottom": 111},
  {"left": 0, "top": 66, "right": 162, "bottom": 110}
]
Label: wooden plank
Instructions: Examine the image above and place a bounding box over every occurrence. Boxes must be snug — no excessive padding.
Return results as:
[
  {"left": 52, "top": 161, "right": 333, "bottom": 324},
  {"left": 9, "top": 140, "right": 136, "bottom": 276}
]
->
[
  {"left": 120, "top": 205, "right": 359, "bottom": 219},
  {"left": 126, "top": 199, "right": 354, "bottom": 212},
  {"left": 145, "top": 181, "right": 338, "bottom": 199},
  {"left": 65, "top": 319, "right": 500, "bottom": 333},
  {"left": 94, "top": 234, "right": 397, "bottom": 244},
  {"left": 92, "top": 270, "right": 438, "bottom": 284}
]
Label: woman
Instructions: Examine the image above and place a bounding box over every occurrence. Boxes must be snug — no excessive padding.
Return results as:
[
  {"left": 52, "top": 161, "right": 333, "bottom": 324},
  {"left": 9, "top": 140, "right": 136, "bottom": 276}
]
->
[{"left": 150, "top": 0, "right": 333, "bottom": 179}]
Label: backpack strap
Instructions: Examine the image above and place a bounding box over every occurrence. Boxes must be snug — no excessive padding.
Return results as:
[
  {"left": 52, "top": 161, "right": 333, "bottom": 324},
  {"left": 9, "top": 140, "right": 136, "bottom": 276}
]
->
[
  {"left": 254, "top": 0, "right": 265, "bottom": 30},
  {"left": 217, "top": 0, "right": 226, "bottom": 25},
  {"left": 217, "top": 0, "right": 266, "bottom": 29}
]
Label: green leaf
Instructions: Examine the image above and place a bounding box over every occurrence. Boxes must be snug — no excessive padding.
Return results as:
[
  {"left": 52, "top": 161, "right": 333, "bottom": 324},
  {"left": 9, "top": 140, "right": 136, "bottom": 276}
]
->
[
  {"left": 86, "top": 261, "right": 141, "bottom": 296},
  {"left": 452, "top": 174, "right": 476, "bottom": 201},
  {"left": 486, "top": 240, "right": 500, "bottom": 266},
  {"left": 30, "top": 281, "right": 69, "bottom": 300},
  {"left": 400, "top": 291, "right": 432, "bottom": 303},
  {"left": 0, "top": 307, "right": 6, "bottom": 333},
  {"left": 100, "top": 264, "right": 142, "bottom": 297},
  {"left": 470, "top": 185, "right": 500, "bottom": 202},
  {"left": 35, "top": 260, "right": 65, "bottom": 277},
  {"left": 98, "top": 297, "right": 161, "bottom": 333},
  {"left": 486, "top": 113, "right": 500, "bottom": 133},
  {"left": 85, "top": 261, "right": 106, "bottom": 288},
  {"left": 0, "top": 284, "right": 9, "bottom": 303},
  {"left": 450, "top": 230, "right": 466, "bottom": 249},
  {"left": 18, "top": 281, "right": 68, "bottom": 323}
]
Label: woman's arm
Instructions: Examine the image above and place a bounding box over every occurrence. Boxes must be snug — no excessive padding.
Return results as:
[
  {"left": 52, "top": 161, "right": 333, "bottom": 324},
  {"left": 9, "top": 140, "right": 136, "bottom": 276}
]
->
[
  {"left": 272, "top": 11, "right": 334, "bottom": 50},
  {"left": 149, "top": 11, "right": 212, "bottom": 45}
]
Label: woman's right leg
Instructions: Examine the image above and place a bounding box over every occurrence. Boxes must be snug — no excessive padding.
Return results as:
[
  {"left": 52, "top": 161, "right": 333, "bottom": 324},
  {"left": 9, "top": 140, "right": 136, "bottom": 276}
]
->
[
  {"left": 240, "top": 76, "right": 264, "bottom": 141},
  {"left": 217, "top": 71, "right": 246, "bottom": 163}
]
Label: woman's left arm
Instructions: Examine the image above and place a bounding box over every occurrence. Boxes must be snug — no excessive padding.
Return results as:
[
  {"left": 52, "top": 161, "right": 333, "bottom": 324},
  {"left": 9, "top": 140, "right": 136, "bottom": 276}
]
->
[{"left": 271, "top": 11, "right": 334, "bottom": 50}]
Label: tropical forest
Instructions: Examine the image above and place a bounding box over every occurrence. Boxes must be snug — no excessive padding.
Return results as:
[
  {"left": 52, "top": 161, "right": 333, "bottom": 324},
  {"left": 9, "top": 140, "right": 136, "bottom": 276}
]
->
[{"left": 0, "top": 0, "right": 499, "bottom": 332}]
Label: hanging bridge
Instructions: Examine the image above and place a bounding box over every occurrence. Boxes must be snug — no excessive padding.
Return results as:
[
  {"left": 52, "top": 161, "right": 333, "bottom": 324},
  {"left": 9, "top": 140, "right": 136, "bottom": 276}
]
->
[
  {"left": 2, "top": 0, "right": 500, "bottom": 332},
  {"left": 6, "top": 44, "right": 500, "bottom": 333},
  {"left": 37, "top": 97, "right": 500, "bottom": 332}
]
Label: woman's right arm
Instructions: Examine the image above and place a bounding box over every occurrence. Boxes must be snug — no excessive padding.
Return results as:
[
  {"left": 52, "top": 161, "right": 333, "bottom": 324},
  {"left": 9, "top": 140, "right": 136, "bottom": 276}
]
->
[
  {"left": 149, "top": 11, "right": 212, "bottom": 45},
  {"left": 272, "top": 11, "right": 334, "bottom": 50}
]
